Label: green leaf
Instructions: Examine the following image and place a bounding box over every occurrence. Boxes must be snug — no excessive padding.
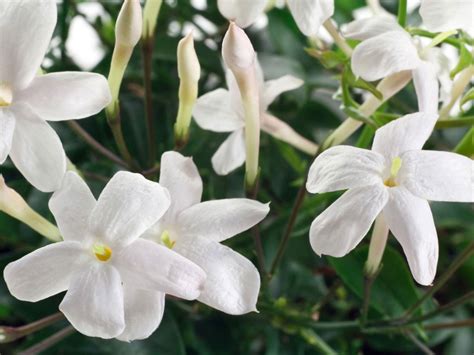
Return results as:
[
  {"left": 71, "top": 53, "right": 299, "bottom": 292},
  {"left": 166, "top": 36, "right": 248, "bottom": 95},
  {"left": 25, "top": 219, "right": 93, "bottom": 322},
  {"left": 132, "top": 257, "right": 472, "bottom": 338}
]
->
[
  {"left": 328, "top": 245, "right": 421, "bottom": 317},
  {"left": 343, "top": 66, "right": 383, "bottom": 100},
  {"left": 450, "top": 45, "right": 473, "bottom": 79},
  {"left": 305, "top": 48, "right": 348, "bottom": 69}
]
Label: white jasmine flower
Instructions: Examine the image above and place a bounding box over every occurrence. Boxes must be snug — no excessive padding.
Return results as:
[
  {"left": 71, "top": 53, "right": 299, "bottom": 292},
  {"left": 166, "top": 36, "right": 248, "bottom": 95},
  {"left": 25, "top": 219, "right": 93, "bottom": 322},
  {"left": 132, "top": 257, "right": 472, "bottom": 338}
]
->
[
  {"left": 0, "top": 0, "right": 111, "bottom": 192},
  {"left": 4, "top": 171, "right": 206, "bottom": 341},
  {"left": 217, "top": 0, "right": 334, "bottom": 36},
  {"left": 193, "top": 57, "right": 315, "bottom": 175},
  {"left": 306, "top": 112, "right": 473, "bottom": 285},
  {"left": 143, "top": 151, "right": 270, "bottom": 315},
  {"left": 420, "top": 0, "right": 473, "bottom": 36},
  {"left": 344, "top": 16, "right": 441, "bottom": 114}
]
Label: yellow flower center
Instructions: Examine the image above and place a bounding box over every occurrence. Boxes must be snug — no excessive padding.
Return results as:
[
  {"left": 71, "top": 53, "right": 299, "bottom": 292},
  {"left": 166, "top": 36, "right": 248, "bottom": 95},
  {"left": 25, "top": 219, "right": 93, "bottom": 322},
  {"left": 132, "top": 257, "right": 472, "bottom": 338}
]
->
[
  {"left": 93, "top": 243, "right": 112, "bottom": 262},
  {"left": 160, "top": 230, "right": 176, "bottom": 249},
  {"left": 0, "top": 83, "right": 13, "bottom": 107},
  {"left": 384, "top": 157, "right": 402, "bottom": 187}
]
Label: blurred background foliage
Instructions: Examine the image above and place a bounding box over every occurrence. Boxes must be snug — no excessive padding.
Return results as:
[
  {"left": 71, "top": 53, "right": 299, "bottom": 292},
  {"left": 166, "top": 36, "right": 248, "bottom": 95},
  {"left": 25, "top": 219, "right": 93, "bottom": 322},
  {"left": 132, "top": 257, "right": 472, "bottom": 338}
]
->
[{"left": 0, "top": 0, "right": 473, "bottom": 354}]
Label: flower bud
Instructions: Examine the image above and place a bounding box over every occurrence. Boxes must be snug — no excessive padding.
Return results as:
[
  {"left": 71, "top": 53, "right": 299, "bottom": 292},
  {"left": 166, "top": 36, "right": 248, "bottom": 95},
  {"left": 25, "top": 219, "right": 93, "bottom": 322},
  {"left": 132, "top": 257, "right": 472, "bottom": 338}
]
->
[
  {"left": 222, "top": 22, "right": 255, "bottom": 77},
  {"left": 142, "top": 0, "right": 163, "bottom": 40},
  {"left": 365, "top": 214, "right": 389, "bottom": 276},
  {"left": 175, "top": 32, "right": 201, "bottom": 145},
  {"left": 116, "top": 0, "right": 142, "bottom": 48},
  {"left": 0, "top": 176, "right": 61, "bottom": 242}
]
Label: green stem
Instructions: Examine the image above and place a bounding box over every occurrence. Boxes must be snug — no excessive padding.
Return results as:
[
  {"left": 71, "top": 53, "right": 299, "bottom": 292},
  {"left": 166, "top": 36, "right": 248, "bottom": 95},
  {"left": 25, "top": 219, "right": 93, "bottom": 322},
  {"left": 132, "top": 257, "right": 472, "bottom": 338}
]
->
[
  {"left": 403, "top": 241, "right": 474, "bottom": 318},
  {"left": 397, "top": 0, "right": 408, "bottom": 27},
  {"left": 408, "top": 28, "right": 463, "bottom": 48}
]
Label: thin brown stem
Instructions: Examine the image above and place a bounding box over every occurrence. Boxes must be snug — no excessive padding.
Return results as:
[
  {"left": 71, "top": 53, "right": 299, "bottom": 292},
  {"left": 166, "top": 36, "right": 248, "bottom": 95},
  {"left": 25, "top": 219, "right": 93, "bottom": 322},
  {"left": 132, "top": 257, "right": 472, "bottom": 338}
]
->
[
  {"left": 0, "top": 312, "right": 64, "bottom": 344},
  {"left": 404, "top": 331, "right": 434, "bottom": 355},
  {"left": 424, "top": 318, "right": 474, "bottom": 331},
  {"left": 18, "top": 326, "right": 75, "bottom": 355},
  {"left": 67, "top": 121, "right": 128, "bottom": 168},
  {"left": 403, "top": 241, "right": 474, "bottom": 318}
]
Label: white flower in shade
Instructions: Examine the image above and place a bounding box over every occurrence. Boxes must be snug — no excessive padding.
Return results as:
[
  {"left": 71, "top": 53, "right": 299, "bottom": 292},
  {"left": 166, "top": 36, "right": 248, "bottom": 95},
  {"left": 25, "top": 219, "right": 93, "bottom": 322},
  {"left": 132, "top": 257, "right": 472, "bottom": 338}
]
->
[
  {"left": 344, "top": 15, "right": 442, "bottom": 114},
  {"left": 142, "top": 151, "right": 270, "bottom": 315},
  {"left": 0, "top": 0, "right": 111, "bottom": 192},
  {"left": 420, "top": 0, "right": 473, "bottom": 36},
  {"left": 193, "top": 58, "right": 316, "bottom": 175},
  {"left": 217, "top": 0, "right": 334, "bottom": 36},
  {"left": 3, "top": 171, "right": 206, "bottom": 341},
  {"left": 306, "top": 112, "right": 473, "bottom": 285}
]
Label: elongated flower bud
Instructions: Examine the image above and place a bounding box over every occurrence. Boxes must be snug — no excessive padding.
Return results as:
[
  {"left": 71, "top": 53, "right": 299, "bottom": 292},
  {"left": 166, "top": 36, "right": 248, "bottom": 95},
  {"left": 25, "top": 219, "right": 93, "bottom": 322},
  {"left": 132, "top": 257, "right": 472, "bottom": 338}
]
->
[
  {"left": 175, "top": 32, "right": 201, "bottom": 146},
  {"left": 142, "top": 0, "right": 163, "bottom": 40},
  {"left": 0, "top": 176, "right": 61, "bottom": 242},
  {"left": 365, "top": 214, "right": 389, "bottom": 276},
  {"left": 107, "top": 0, "right": 143, "bottom": 117},
  {"left": 222, "top": 23, "right": 260, "bottom": 190}
]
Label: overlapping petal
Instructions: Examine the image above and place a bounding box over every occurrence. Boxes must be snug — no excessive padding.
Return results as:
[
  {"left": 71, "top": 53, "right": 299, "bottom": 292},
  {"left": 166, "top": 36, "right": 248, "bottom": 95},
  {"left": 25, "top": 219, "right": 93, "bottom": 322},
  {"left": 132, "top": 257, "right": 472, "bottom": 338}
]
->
[
  {"left": 211, "top": 129, "right": 246, "bottom": 175},
  {"left": 351, "top": 31, "right": 421, "bottom": 82},
  {"left": 287, "top": 0, "right": 334, "bottom": 37},
  {"left": 309, "top": 184, "right": 389, "bottom": 257},
  {"left": 0, "top": 0, "right": 57, "bottom": 89},
  {"left": 8, "top": 104, "right": 66, "bottom": 192},
  {"left": 262, "top": 75, "right": 304, "bottom": 108},
  {"left": 4, "top": 241, "right": 84, "bottom": 302},
  {"left": 0, "top": 109, "right": 15, "bottom": 163},
  {"left": 420, "top": 0, "right": 474, "bottom": 35},
  {"left": 115, "top": 239, "right": 206, "bottom": 300},
  {"left": 159, "top": 151, "right": 203, "bottom": 220},
  {"left": 193, "top": 89, "right": 244, "bottom": 132},
  {"left": 89, "top": 172, "right": 170, "bottom": 248},
  {"left": 178, "top": 199, "right": 270, "bottom": 242},
  {"left": 307, "top": 146, "right": 385, "bottom": 193},
  {"left": 49, "top": 172, "right": 96, "bottom": 242},
  {"left": 217, "top": 0, "right": 267, "bottom": 28},
  {"left": 383, "top": 187, "right": 438, "bottom": 285},
  {"left": 174, "top": 236, "right": 260, "bottom": 315},
  {"left": 17, "top": 72, "right": 111, "bottom": 121},
  {"left": 343, "top": 15, "right": 402, "bottom": 41},
  {"left": 116, "top": 288, "right": 165, "bottom": 342},
  {"left": 400, "top": 151, "right": 474, "bottom": 202},
  {"left": 60, "top": 263, "right": 125, "bottom": 339},
  {"left": 372, "top": 112, "right": 437, "bottom": 161},
  {"left": 412, "top": 62, "right": 439, "bottom": 114}
]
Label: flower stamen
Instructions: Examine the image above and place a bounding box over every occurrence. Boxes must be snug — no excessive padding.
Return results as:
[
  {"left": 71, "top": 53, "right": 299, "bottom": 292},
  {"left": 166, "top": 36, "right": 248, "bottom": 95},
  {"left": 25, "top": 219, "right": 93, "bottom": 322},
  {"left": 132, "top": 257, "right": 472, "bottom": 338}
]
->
[
  {"left": 160, "top": 230, "right": 176, "bottom": 249},
  {"left": 0, "top": 83, "right": 13, "bottom": 107},
  {"left": 384, "top": 156, "right": 402, "bottom": 187},
  {"left": 93, "top": 243, "right": 112, "bottom": 262}
]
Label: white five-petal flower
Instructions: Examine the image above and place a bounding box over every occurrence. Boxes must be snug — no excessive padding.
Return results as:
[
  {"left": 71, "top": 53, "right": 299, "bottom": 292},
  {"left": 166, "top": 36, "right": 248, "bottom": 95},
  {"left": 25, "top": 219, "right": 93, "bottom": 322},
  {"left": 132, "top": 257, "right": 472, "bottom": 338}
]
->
[
  {"left": 0, "top": 0, "right": 111, "bottom": 192},
  {"left": 306, "top": 112, "right": 473, "bottom": 285},
  {"left": 217, "top": 0, "right": 334, "bottom": 36},
  {"left": 194, "top": 58, "right": 315, "bottom": 175},
  {"left": 142, "top": 151, "right": 270, "bottom": 315},
  {"left": 344, "top": 15, "right": 442, "bottom": 115},
  {"left": 3, "top": 171, "right": 206, "bottom": 341}
]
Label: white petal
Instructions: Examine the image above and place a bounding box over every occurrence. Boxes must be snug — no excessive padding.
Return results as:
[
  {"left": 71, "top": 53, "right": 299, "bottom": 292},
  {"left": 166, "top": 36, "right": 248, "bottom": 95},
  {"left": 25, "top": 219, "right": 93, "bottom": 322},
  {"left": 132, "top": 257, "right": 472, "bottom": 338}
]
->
[
  {"left": 310, "top": 184, "right": 388, "bottom": 257},
  {"left": 307, "top": 146, "right": 385, "bottom": 193},
  {"left": 177, "top": 199, "right": 270, "bottom": 242},
  {"left": 400, "top": 150, "right": 474, "bottom": 202},
  {"left": 60, "top": 263, "right": 125, "bottom": 339},
  {"left": 174, "top": 236, "right": 260, "bottom": 315},
  {"left": 193, "top": 89, "right": 244, "bottom": 132},
  {"left": 17, "top": 72, "right": 111, "bottom": 121},
  {"left": 263, "top": 75, "right": 304, "bottom": 108},
  {"left": 412, "top": 61, "right": 439, "bottom": 114},
  {"left": 383, "top": 187, "right": 438, "bottom": 285},
  {"left": 351, "top": 31, "right": 421, "bottom": 82},
  {"left": 116, "top": 289, "right": 165, "bottom": 342},
  {"left": 0, "top": 0, "right": 57, "bottom": 89},
  {"left": 420, "top": 0, "right": 474, "bottom": 35},
  {"left": 8, "top": 104, "right": 66, "bottom": 192},
  {"left": 343, "top": 15, "right": 403, "bottom": 41},
  {"left": 115, "top": 239, "right": 206, "bottom": 300},
  {"left": 0, "top": 109, "right": 15, "bottom": 163},
  {"left": 49, "top": 172, "right": 96, "bottom": 242},
  {"left": 217, "top": 0, "right": 267, "bottom": 28},
  {"left": 287, "top": 0, "right": 334, "bottom": 36},
  {"left": 372, "top": 112, "right": 437, "bottom": 162},
  {"left": 4, "top": 241, "right": 83, "bottom": 302},
  {"left": 159, "top": 151, "right": 203, "bottom": 222},
  {"left": 89, "top": 172, "right": 170, "bottom": 248},
  {"left": 211, "top": 129, "right": 246, "bottom": 175}
]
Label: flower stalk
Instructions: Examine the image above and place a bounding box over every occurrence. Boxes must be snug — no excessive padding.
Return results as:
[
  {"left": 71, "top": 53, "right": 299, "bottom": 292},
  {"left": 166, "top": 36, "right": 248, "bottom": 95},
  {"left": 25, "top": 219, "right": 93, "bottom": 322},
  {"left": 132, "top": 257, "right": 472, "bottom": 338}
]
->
[
  {"left": 174, "top": 32, "right": 201, "bottom": 149},
  {"left": 365, "top": 214, "right": 389, "bottom": 276},
  {"left": 0, "top": 176, "right": 61, "bottom": 242},
  {"left": 106, "top": 0, "right": 142, "bottom": 169},
  {"left": 0, "top": 312, "right": 64, "bottom": 344},
  {"left": 323, "top": 20, "right": 353, "bottom": 57},
  {"left": 397, "top": 0, "right": 408, "bottom": 27}
]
